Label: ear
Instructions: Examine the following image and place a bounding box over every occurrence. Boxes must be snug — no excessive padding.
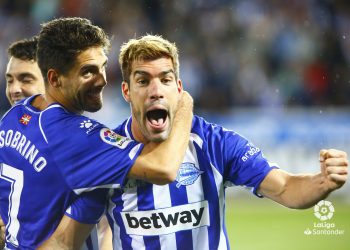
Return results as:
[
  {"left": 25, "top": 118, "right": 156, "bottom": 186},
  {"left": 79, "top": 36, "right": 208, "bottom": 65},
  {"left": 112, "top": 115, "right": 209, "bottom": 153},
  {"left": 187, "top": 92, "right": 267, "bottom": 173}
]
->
[
  {"left": 177, "top": 79, "right": 183, "bottom": 93},
  {"left": 121, "top": 81, "right": 131, "bottom": 103},
  {"left": 47, "top": 69, "right": 60, "bottom": 88}
]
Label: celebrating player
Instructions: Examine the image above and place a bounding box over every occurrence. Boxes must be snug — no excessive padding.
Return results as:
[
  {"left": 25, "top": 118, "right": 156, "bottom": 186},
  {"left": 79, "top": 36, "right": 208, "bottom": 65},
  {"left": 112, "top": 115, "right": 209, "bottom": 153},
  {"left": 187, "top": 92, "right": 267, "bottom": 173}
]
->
[
  {"left": 0, "top": 18, "right": 193, "bottom": 249},
  {"left": 1, "top": 36, "right": 112, "bottom": 250},
  {"left": 40, "top": 34, "right": 348, "bottom": 250}
]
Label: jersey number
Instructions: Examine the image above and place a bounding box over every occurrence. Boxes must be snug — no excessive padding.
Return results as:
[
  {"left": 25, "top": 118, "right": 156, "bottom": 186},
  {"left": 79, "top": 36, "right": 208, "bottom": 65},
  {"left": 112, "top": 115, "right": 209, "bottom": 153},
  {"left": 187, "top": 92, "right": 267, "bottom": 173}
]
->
[{"left": 0, "top": 163, "right": 23, "bottom": 247}]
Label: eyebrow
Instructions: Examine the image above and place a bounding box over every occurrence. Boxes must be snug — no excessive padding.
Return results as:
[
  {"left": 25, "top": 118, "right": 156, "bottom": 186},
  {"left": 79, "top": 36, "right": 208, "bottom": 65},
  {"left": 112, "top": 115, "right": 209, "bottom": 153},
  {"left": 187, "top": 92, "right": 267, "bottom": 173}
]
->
[
  {"left": 133, "top": 69, "right": 175, "bottom": 78},
  {"left": 80, "top": 59, "right": 108, "bottom": 70},
  {"left": 5, "top": 72, "right": 36, "bottom": 79}
]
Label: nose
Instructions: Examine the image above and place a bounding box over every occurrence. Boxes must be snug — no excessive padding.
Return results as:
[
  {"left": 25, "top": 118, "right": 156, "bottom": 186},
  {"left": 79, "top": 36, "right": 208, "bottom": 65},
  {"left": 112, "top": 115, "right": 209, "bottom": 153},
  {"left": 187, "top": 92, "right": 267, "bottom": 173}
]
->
[
  {"left": 149, "top": 79, "right": 164, "bottom": 100},
  {"left": 9, "top": 80, "right": 23, "bottom": 95},
  {"left": 96, "top": 69, "right": 107, "bottom": 87}
]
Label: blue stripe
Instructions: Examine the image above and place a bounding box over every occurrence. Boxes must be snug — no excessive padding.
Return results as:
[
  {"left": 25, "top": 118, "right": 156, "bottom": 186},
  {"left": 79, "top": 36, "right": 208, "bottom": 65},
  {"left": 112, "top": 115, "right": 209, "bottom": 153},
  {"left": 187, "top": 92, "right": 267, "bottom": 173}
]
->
[
  {"left": 116, "top": 212, "right": 133, "bottom": 250},
  {"left": 196, "top": 143, "right": 221, "bottom": 250},
  {"left": 169, "top": 182, "right": 193, "bottom": 250},
  {"left": 84, "top": 235, "right": 93, "bottom": 250},
  {"left": 137, "top": 184, "right": 161, "bottom": 250},
  {"left": 111, "top": 188, "right": 133, "bottom": 250}
]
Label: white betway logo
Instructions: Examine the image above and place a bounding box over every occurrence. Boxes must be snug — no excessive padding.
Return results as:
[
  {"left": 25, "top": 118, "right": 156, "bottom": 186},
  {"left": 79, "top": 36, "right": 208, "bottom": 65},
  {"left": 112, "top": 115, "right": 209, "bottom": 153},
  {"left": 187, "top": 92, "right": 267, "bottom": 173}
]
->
[{"left": 121, "top": 201, "right": 210, "bottom": 236}]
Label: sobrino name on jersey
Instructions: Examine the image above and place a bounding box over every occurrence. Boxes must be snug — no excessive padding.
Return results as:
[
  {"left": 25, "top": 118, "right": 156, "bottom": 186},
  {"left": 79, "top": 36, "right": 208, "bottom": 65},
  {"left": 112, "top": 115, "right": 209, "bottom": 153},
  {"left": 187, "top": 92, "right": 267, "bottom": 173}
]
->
[
  {"left": 0, "top": 129, "right": 47, "bottom": 172},
  {"left": 121, "top": 200, "right": 210, "bottom": 236}
]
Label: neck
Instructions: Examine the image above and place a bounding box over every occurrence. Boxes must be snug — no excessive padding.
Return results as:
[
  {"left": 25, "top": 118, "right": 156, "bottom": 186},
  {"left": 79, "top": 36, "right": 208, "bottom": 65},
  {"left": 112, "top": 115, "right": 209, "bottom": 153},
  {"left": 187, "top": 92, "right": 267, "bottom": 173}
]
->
[
  {"left": 45, "top": 89, "right": 83, "bottom": 114},
  {"left": 130, "top": 116, "right": 148, "bottom": 144},
  {"left": 31, "top": 95, "right": 49, "bottom": 110}
]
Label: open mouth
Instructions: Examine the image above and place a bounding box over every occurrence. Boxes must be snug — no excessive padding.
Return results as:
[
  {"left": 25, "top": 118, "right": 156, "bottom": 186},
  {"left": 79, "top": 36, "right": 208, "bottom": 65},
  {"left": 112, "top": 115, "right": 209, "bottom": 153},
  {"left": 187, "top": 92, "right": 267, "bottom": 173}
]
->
[{"left": 146, "top": 109, "right": 168, "bottom": 129}]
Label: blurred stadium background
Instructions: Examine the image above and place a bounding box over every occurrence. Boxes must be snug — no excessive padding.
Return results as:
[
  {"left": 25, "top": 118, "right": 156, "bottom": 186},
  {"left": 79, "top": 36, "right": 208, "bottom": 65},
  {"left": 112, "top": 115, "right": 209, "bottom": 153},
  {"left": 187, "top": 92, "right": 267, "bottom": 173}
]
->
[{"left": 0, "top": 0, "right": 349, "bottom": 249}]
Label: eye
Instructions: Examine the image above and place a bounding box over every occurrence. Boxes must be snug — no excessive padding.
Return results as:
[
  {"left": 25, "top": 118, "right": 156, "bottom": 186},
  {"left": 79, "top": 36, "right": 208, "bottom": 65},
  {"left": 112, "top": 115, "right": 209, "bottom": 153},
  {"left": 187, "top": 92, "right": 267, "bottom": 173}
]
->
[
  {"left": 82, "top": 69, "right": 93, "bottom": 78},
  {"left": 161, "top": 78, "right": 172, "bottom": 84},
  {"left": 137, "top": 79, "right": 149, "bottom": 85},
  {"left": 6, "top": 79, "right": 13, "bottom": 85},
  {"left": 22, "top": 76, "right": 34, "bottom": 84}
]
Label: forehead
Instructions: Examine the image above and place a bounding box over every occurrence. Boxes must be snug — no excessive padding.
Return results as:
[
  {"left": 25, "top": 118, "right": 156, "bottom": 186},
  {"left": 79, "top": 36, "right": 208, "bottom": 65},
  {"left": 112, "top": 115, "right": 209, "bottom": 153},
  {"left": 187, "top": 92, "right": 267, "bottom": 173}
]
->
[
  {"left": 131, "top": 57, "right": 174, "bottom": 76},
  {"left": 75, "top": 47, "right": 108, "bottom": 66},
  {"left": 6, "top": 57, "right": 40, "bottom": 75}
]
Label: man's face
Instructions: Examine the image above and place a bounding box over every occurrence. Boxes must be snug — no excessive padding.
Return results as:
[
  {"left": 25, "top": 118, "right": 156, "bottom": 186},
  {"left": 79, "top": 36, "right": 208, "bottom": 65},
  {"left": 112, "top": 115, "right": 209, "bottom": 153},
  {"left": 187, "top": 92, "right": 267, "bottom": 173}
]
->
[
  {"left": 57, "top": 47, "right": 108, "bottom": 113},
  {"left": 122, "top": 57, "right": 182, "bottom": 142},
  {"left": 5, "top": 57, "right": 45, "bottom": 105}
]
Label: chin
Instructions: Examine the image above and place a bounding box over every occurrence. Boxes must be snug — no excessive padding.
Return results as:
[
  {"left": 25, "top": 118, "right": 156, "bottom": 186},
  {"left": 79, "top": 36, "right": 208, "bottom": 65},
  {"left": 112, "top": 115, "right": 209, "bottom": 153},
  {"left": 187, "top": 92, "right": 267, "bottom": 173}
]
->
[
  {"left": 149, "top": 132, "right": 169, "bottom": 143},
  {"left": 85, "top": 103, "right": 102, "bottom": 113}
]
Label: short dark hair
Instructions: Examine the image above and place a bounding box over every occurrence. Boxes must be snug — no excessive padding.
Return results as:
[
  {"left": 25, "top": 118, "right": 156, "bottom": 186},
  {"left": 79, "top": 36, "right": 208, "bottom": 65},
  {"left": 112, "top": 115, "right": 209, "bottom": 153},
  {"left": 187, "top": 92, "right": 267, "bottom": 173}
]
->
[
  {"left": 8, "top": 36, "right": 39, "bottom": 61},
  {"left": 37, "top": 17, "right": 110, "bottom": 82}
]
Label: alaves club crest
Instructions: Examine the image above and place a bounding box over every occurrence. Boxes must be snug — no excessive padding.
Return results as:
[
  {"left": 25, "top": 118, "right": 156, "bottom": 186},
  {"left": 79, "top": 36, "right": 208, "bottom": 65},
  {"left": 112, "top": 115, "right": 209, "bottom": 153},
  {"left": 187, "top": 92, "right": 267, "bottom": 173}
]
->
[{"left": 176, "top": 162, "right": 204, "bottom": 188}]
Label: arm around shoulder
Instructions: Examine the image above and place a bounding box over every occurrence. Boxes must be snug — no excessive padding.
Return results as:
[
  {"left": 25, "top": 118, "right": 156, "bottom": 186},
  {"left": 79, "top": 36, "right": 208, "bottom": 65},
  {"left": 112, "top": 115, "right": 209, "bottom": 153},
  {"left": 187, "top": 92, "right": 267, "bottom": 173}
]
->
[{"left": 37, "top": 215, "right": 95, "bottom": 250}]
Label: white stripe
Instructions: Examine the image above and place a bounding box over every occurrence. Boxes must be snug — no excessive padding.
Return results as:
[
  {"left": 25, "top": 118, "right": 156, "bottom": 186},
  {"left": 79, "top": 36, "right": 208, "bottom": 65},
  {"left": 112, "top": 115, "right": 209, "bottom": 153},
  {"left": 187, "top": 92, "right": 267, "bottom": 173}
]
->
[
  {"left": 129, "top": 144, "right": 142, "bottom": 160},
  {"left": 73, "top": 184, "right": 120, "bottom": 195},
  {"left": 107, "top": 190, "right": 123, "bottom": 250},
  {"left": 124, "top": 117, "right": 132, "bottom": 138},
  {"left": 190, "top": 133, "right": 203, "bottom": 149},
  {"left": 184, "top": 139, "right": 209, "bottom": 250},
  {"left": 210, "top": 163, "right": 227, "bottom": 250},
  {"left": 122, "top": 184, "right": 145, "bottom": 250},
  {"left": 81, "top": 226, "right": 99, "bottom": 250},
  {"left": 38, "top": 104, "right": 62, "bottom": 144},
  {"left": 152, "top": 184, "right": 176, "bottom": 250},
  {"left": 0, "top": 101, "right": 25, "bottom": 121}
]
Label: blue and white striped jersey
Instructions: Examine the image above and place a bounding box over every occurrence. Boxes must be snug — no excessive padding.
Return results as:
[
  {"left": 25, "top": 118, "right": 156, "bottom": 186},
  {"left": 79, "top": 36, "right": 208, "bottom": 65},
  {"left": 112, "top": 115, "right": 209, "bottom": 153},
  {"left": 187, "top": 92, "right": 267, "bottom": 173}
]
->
[
  {"left": 70, "top": 115, "right": 277, "bottom": 250},
  {"left": 0, "top": 95, "right": 143, "bottom": 249}
]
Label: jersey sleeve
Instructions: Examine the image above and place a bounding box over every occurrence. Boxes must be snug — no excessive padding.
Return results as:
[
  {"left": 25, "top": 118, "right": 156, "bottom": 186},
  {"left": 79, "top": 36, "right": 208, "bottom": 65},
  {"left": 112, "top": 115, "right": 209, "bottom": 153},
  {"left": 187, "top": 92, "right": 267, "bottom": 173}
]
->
[
  {"left": 203, "top": 121, "right": 278, "bottom": 196},
  {"left": 40, "top": 108, "right": 144, "bottom": 193},
  {"left": 65, "top": 189, "right": 109, "bottom": 224}
]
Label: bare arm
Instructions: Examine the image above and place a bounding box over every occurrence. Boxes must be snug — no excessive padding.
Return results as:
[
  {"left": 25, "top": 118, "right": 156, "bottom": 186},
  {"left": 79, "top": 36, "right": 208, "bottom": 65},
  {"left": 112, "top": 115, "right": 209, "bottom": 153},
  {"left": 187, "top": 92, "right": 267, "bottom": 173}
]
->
[
  {"left": 258, "top": 149, "right": 348, "bottom": 209},
  {"left": 37, "top": 215, "right": 94, "bottom": 250},
  {"left": 128, "top": 91, "right": 193, "bottom": 184},
  {"left": 38, "top": 92, "right": 192, "bottom": 250},
  {"left": 97, "top": 216, "right": 113, "bottom": 250},
  {"left": 0, "top": 217, "right": 5, "bottom": 249}
]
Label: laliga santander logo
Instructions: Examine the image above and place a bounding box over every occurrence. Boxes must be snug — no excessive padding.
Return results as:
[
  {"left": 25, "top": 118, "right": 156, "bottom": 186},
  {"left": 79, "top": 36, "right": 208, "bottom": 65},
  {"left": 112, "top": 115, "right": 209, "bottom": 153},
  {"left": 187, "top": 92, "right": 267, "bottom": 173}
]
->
[
  {"left": 314, "top": 200, "right": 334, "bottom": 221},
  {"left": 304, "top": 200, "right": 344, "bottom": 236}
]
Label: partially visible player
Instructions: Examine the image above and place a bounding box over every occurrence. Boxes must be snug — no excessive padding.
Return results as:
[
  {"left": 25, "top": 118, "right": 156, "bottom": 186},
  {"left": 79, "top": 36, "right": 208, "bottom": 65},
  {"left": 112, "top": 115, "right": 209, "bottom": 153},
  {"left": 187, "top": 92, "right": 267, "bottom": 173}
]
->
[
  {"left": 0, "top": 18, "right": 193, "bottom": 250},
  {"left": 1, "top": 36, "right": 46, "bottom": 250},
  {"left": 40, "top": 34, "right": 348, "bottom": 250},
  {"left": 5, "top": 36, "right": 45, "bottom": 105},
  {"left": 1, "top": 36, "right": 109, "bottom": 250}
]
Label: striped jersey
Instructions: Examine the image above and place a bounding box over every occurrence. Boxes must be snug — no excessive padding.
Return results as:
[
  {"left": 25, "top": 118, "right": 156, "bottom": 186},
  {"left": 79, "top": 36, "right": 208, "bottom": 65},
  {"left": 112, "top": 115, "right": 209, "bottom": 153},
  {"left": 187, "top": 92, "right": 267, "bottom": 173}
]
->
[
  {"left": 70, "top": 115, "right": 277, "bottom": 250},
  {"left": 0, "top": 95, "right": 143, "bottom": 249}
]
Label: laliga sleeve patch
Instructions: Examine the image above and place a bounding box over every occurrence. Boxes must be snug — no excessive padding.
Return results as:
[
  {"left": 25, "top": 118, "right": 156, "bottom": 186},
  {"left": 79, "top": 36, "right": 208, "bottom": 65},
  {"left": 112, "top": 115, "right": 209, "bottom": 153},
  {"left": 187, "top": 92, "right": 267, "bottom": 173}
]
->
[{"left": 100, "top": 128, "right": 132, "bottom": 149}]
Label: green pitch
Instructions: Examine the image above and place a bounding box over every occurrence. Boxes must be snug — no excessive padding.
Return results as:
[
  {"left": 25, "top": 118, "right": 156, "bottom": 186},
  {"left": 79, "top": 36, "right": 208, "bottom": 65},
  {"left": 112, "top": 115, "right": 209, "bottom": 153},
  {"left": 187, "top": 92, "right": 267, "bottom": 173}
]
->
[{"left": 226, "top": 195, "right": 350, "bottom": 250}]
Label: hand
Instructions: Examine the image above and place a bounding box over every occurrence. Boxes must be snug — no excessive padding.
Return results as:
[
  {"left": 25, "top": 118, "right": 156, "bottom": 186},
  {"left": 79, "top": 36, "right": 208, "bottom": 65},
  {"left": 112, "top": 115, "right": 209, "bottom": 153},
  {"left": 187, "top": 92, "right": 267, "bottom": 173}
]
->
[
  {"left": 0, "top": 217, "right": 5, "bottom": 247},
  {"left": 178, "top": 90, "right": 194, "bottom": 113},
  {"left": 320, "top": 149, "right": 348, "bottom": 191}
]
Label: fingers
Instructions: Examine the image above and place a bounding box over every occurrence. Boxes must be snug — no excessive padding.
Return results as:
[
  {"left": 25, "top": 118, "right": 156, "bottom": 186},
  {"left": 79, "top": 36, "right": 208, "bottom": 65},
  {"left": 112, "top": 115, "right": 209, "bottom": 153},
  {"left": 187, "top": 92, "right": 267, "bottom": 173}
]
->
[
  {"left": 320, "top": 149, "right": 349, "bottom": 189},
  {"left": 325, "top": 166, "right": 348, "bottom": 175},
  {"left": 179, "top": 91, "right": 193, "bottom": 112},
  {"left": 328, "top": 173, "right": 348, "bottom": 184},
  {"left": 320, "top": 149, "right": 348, "bottom": 161}
]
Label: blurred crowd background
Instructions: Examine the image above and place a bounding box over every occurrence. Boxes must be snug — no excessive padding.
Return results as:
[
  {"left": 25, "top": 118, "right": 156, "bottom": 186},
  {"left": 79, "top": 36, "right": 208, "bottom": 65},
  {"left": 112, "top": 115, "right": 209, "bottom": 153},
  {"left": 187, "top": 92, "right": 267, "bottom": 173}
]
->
[
  {"left": 1, "top": 0, "right": 350, "bottom": 112},
  {"left": 1, "top": 0, "right": 350, "bottom": 197},
  {"left": 1, "top": 2, "right": 349, "bottom": 247}
]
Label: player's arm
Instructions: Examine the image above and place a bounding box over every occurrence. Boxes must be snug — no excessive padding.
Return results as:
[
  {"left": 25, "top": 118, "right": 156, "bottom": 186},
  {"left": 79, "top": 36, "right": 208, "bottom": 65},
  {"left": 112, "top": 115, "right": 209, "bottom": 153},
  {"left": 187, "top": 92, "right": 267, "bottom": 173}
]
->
[
  {"left": 258, "top": 149, "right": 348, "bottom": 209},
  {"left": 0, "top": 216, "right": 5, "bottom": 249},
  {"left": 128, "top": 91, "right": 193, "bottom": 185},
  {"left": 97, "top": 216, "right": 112, "bottom": 250},
  {"left": 37, "top": 215, "right": 94, "bottom": 250}
]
